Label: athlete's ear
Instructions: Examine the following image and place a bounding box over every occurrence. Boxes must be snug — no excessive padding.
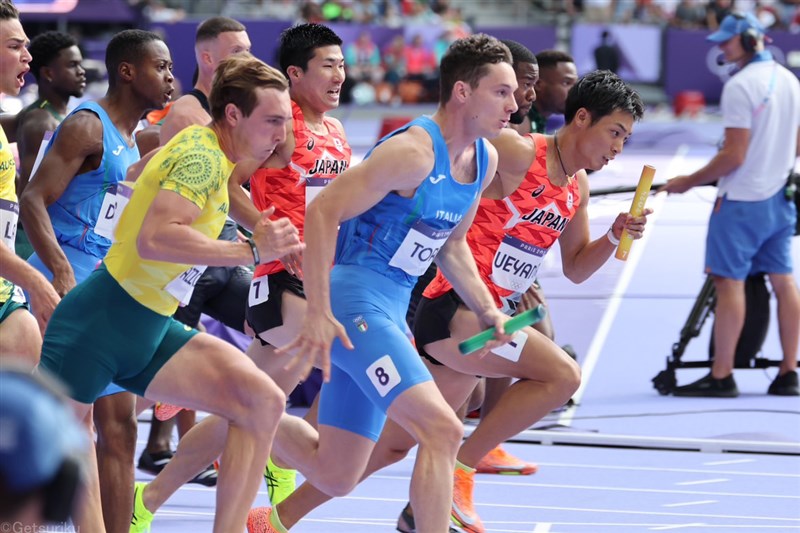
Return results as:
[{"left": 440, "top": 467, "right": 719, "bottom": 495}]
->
[
  {"left": 453, "top": 80, "right": 470, "bottom": 103},
  {"left": 574, "top": 107, "right": 591, "bottom": 128},
  {"left": 224, "top": 102, "right": 241, "bottom": 126},
  {"left": 286, "top": 65, "right": 302, "bottom": 81}
]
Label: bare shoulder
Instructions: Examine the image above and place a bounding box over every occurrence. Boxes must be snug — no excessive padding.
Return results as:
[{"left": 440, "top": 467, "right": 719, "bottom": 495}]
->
[
  {"left": 161, "top": 95, "right": 209, "bottom": 142},
  {"left": 55, "top": 111, "right": 104, "bottom": 154},
  {"left": 17, "top": 108, "right": 59, "bottom": 144},
  {"left": 171, "top": 93, "right": 205, "bottom": 114},
  {"left": 492, "top": 129, "right": 532, "bottom": 170},
  {"left": 368, "top": 125, "right": 435, "bottom": 177}
]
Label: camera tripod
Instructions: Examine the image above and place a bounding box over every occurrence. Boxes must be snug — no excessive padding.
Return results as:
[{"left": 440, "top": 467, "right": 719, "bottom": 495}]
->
[{"left": 651, "top": 273, "right": 786, "bottom": 395}]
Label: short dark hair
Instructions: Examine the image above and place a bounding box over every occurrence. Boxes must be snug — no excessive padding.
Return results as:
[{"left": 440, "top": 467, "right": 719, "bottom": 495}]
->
[
  {"left": 28, "top": 31, "right": 79, "bottom": 82},
  {"left": 278, "top": 23, "right": 342, "bottom": 77},
  {"left": 0, "top": 0, "right": 19, "bottom": 20},
  {"left": 105, "top": 29, "right": 163, "bottom": 88},
  {"left": 536, "top": 49, "right": 575, "bottom": 71},
  {"left": 196, "top": 16, "right": 246, "bottom": 43},
  {"left": 499, "top": 39, "right": 537, "bottom": 69},
  {"left": 210, "top": 53, "right": 288, "bottom": 122},
  {"left": 439, "top": 33, "right": 512, "bottom": 104},
  {"left": 564, "top": 70, "right": 644, "bottom": 125}
]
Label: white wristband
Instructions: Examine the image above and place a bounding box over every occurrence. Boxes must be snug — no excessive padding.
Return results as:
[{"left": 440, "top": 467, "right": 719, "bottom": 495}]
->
[{"left": 606, "top": 227, "right": 620, "bottom": 246}]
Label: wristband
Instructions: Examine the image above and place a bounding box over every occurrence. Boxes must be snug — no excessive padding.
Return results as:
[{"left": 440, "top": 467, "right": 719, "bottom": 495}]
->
[
  {"left": 247, "top": 238, "right": 261, "bottom": 265},
  {"left": 606, "top": 227, "right": 621, "bottom": 246}
]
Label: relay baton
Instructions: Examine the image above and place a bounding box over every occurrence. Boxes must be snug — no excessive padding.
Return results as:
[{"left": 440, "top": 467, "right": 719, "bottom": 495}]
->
[
  {"left": 458, "top": 305, "right": 546, "bottom": 355},
  {"left": 615, "top": 165, "right": 656, "bottom": 261}
]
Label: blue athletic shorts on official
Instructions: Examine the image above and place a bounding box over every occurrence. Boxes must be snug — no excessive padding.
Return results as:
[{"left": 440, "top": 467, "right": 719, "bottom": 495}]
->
[
  {"left": 706, "top": 188, "right": 796, "bottom": 280},
  {"left": 318, "top": 265, "right": 432, "bottom": 442}
]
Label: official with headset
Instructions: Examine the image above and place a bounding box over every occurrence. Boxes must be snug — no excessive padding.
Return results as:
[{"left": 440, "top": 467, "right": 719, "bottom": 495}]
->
[
  {"left": 0, "top": 361, "right": 87, "bottom": 526},
  {"left": 659, "top": 12, "right": 800, "bottom": 397}
]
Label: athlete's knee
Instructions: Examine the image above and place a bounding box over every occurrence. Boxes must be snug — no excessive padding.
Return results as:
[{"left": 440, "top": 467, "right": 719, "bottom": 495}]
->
[
  {"left": 227, "top": 370, "right": 285, "bottom": 431},
  {"left": 313, "top": 464, "right": 362, "bottom": 497},
  {"left": 95, "top": 407, "right": 137, "bottom": 455},
  {"left": 415, "top": 408, "right": 463, "bottom": 456}
]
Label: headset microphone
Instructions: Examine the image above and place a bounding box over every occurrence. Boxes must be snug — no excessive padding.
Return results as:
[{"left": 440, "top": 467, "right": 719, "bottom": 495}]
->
[{"left": 716, "top": 53, "right": 727, "bottom": 66}]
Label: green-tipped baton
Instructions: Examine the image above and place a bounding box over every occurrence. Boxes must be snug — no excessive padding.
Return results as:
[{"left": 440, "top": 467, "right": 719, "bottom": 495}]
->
[{"left": 458, "top": 305, "right": 547, "bottom": 355}]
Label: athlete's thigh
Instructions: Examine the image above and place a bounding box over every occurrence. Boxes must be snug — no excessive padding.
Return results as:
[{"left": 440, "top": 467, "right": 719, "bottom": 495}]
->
[
  {"left": 144, "top": 331, "right": 279, "bottom": 416},
  {"left": 0, "top": 307, "right": 40, "bottom": 365},
  {"left": 331, "top": 309, "right": 432, "bottom": 415},
  {"left": 426, "top": 305, "right": 567, "bottom": 380},
  {"left": 246, "top": 291, "right": 308, "bottom": 393},
  {"left": 257, "top": 289, "right": 307, "bottom": 348},
  {"left": 424, "top": 357, "right": 481, "bottom": 412}
]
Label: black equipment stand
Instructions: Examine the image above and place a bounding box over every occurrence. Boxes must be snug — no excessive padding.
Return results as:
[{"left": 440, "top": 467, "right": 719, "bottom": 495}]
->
[{"left": 587, "top": 183, "right": 793, "bottom": 396}]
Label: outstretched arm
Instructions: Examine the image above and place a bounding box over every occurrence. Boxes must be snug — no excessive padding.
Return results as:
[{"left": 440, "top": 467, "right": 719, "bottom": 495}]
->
[
  {"left": 559, "top": 172, "right": 651, "bottom": 283},
  {"left": 659, "top": 127, "right": 748, "bottom": 194}
]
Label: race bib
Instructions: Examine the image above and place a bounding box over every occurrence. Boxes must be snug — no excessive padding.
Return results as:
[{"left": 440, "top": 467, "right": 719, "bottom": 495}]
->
[
  {"left": 388, "top": 220, "right": 452, "bottom": 276},
  {"left": 94, "top": 182, "right": 134, "bottom": 240},
  {"left": 11, "top": 285, "right": 26, "bottom": 304},
  {"left": 490, "top": 235, "right": 547, "bottom": 293},
  {"left": 28, "top": 130, "right": 53, "bottom": 181},
  {"left": 490, "top": 331, "right": 528, "bottom": 362},
  {"left": 305, "top": 177, "right": 332, "bottom": 207},
  {"left": 164, "top": 265, "right": 208, "bottom": 307},
  {"left": 366, "top": 354, "right": 402, "bottom": 397},
  {"left": 0, "top": 198, "right": 19, "bottom": 251},
  {"left": 248, "top": 274, "right": 270, "bottom": 307}
]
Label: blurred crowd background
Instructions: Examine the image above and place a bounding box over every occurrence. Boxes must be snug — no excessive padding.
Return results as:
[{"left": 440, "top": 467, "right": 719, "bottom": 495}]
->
[{"left": 7, "top": 0, "right": 800, "bottom": 114}]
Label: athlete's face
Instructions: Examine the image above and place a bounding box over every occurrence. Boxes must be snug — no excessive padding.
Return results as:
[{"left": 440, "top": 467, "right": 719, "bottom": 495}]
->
[
  {"left": 208, "top": 31, "right": 251, "bottom": 67},
  {"left": 291, "top": 45, "right": 345, "bottom": 113},
  {"left": 535, "top": 61, "right": 577, "bottom": 115},
  {"left": 467, "top": 61, "right": 518, "bottom": 138},
  {"left": 48, "top": 45, "right": 86, "bottom": 98},
  {"left": 237, "top": 87, "right": 292, "bottom": 162},
  {"left": 0, "top": 17, "right": 31, "bottom": 96},
  {"left": 575, "top": 108, "right": 634, "bottom": 171},
  {"left": 132, "top": 40, "right": 175, "bottom": 110},
  {"left": 510, "top": 61, "right": 538, "bottom": 124}
]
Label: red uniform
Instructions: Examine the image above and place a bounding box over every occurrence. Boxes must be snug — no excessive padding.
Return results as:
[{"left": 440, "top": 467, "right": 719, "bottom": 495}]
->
[
  {"left": 424, "top": 134, "right": 581, "bottom": 310},
  {"left": 250, "top": 100, "right": 351, "bottom": 276}
]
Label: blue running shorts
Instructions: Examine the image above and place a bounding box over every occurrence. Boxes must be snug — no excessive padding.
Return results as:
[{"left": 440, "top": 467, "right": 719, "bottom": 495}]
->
[
  {"left": 318, "top": 265, "right": 432, "bottom": 441},
  {"left": 706, "top": 188, "right": 796, "bottom": 280}
]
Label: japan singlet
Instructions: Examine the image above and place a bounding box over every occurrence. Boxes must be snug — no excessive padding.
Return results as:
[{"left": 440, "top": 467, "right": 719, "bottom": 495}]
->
[
  {"left": 424, "top": 133, "right": 581, "bottom": 310},
  {"left": 249, "top": 100, "right": 351, "bottom": 276}
]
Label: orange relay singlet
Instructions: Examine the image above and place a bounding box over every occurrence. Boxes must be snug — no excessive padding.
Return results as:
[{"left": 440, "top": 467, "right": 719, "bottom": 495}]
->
[
  {"left": 249, "top": 100, "right": 351, "bottom": 276},
  {"left": 424, "top": 133, "right": 581, "bottom": 312}
]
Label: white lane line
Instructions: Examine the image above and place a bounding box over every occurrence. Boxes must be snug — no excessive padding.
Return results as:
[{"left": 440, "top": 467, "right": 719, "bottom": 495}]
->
[
  {"left": 662, "top": 500, "right": 717, "bottom": 508},
  {"left": 704, "top": 459, "right": 755, "bottom": 466},
  {"left": 676, "top": 478, "right": 729, "bottom": 486},
  {"left": 650, "top": 524, "right": 707, "bottom": 531},
  {"left": 558, "top": 144, "right": 689, "bottom": 427},
  {"left": 532, "top": 523, "right": 553, "bottom": 532}
]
